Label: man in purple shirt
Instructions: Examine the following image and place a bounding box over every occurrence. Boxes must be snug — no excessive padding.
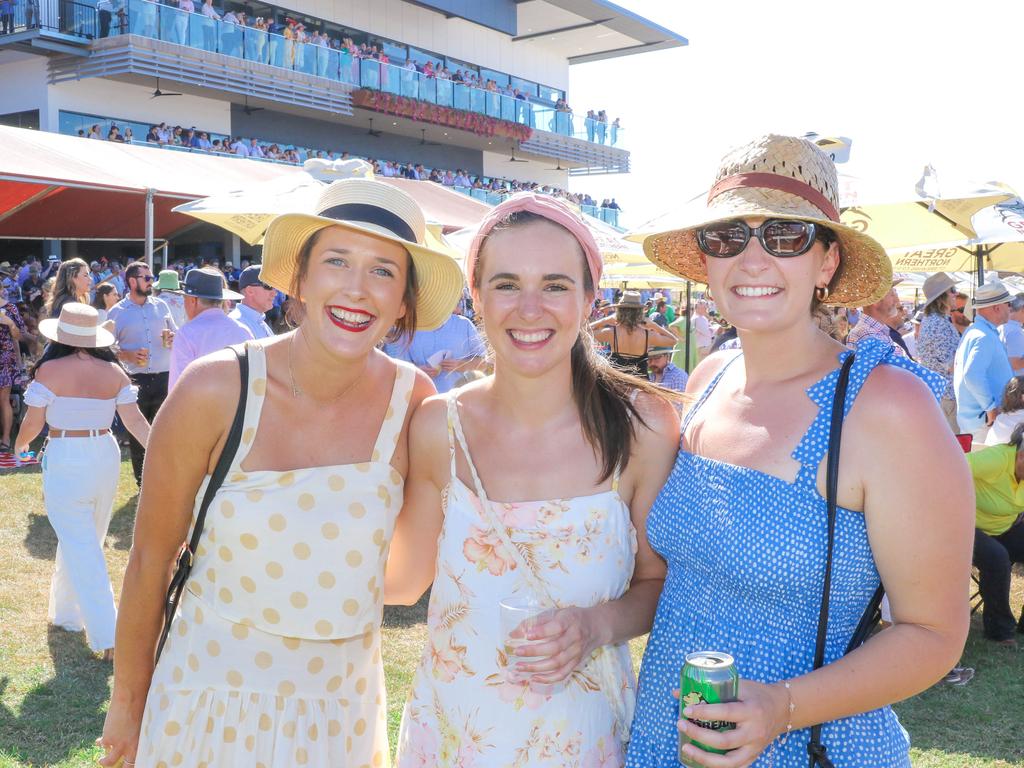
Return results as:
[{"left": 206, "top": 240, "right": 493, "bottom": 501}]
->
[{"left": 169, "top": 268, "right": 252, "bottom": 389}]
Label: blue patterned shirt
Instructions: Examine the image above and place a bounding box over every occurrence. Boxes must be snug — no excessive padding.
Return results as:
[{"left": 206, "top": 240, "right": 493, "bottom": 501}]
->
[
  {"left": 917, "top": 312, "right": 960, "bottom": 400},
  {"left": 650, "top": 362, "right": 688, "bottom": 392}
]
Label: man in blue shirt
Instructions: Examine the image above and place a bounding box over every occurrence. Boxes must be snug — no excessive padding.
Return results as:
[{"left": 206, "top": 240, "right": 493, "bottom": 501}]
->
[
  {"left": 228, "top": 265, "right": 275, "bottom": 339},
  {"left": 999, "top": 294, "right": 1024, "bottom": 375},
  {"left": 954, "top": 277, "right": 1014, "bottom": 445},
  {"left": 383, "top": 311, "right": 487, "bottom": 394},
  {"left": 648, "top": 347, "right": 688, "bottom": 393}
]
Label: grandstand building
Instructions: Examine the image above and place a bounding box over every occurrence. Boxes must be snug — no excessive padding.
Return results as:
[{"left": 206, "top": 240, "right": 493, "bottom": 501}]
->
[{"left": 0, "top": 0, "right": 685, "bottom": 262}]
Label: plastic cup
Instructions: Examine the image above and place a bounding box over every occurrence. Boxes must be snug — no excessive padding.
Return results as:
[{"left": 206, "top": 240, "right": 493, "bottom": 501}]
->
[
  {"left": 161, "top": 328, "right": 173, "bottom": 348},
  {"left": 499, "top": 596, "right": 549, "bottom": 676},
  {"left": 137, "top": 347, "right": 150, "bottom": 366}
]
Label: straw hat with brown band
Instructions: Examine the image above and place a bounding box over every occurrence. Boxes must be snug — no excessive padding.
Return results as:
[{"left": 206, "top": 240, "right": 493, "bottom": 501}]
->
[
  {"left": 643, "top": 134, "right": 892, "bottom": 308},
  {"left": 38, "top": 303, "right": 116, "bottom": 348},
  {"left": 261, "top": 167, "right": 465, "bottom": 331}
]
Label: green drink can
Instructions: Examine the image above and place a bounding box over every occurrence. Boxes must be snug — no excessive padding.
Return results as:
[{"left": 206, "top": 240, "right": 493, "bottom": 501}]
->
[{"left": 678, "top": 651, "right": 740, "bottom": 766}]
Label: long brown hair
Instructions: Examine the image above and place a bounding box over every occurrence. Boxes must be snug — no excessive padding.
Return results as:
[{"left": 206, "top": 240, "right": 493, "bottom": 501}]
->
[
  {"left": 46, "top": 258, "right": 89, "bottom": 319},
  {"left": 475, "top": 211, "right": 673, "bottom": 481}
]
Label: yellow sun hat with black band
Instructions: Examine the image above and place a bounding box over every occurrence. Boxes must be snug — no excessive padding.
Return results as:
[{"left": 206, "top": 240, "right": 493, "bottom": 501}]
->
[
  {"left": 260, "top": 165, "right": 464, "bottom": 331},
  {"left": 643, "top": 134, "right": 892, "bottom": 308}
]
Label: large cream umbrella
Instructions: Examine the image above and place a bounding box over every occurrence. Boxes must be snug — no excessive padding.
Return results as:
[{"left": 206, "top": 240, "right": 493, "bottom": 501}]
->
[
  {"left": 173, "top": 159, "right": 490, "bottom": 245},
  {"left": 841, "top": 169, "right": 1024, "bottom": 281}
]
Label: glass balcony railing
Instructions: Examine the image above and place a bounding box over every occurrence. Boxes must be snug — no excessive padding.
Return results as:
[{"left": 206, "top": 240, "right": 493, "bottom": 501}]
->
[
  {"left": 450, "top": 186, "right": 621, "bottom": 227},
  {"left": 111, "top": 0, "right": 624, "bottom": 149}
]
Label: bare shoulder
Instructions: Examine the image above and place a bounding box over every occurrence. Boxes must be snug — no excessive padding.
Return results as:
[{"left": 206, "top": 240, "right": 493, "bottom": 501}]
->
[
  {"left": 633, "top": 389, "right": 681, "bottom": 446},
  {"left": 685, "top": 350, "right": 736, "bottom": 395},
  {"left": 406, "top": 363, "right": 437, "bottom": 408},
  {"left": 854, "top": 363, "right": 940, "bottom": 426}
]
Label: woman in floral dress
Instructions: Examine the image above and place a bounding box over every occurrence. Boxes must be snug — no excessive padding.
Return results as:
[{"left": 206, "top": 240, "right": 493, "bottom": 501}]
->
[
  {"left": 0, "top": 284, "right": 26, "bottom": 452},
  {"left": 387, "top": 193, "right": 679, "bottom": 767}
]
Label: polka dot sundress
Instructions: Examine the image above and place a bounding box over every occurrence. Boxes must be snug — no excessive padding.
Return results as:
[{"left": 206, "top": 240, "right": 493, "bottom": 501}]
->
[
  {"left": 136, "top": 343, "right": 415, "bottom": 768},
  {"left": 626, "top": 339, "right": 944, "bottom": 768}
]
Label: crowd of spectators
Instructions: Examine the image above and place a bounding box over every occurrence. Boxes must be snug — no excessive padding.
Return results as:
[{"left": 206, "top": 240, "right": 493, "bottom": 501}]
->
[{"left": 72, "top": 117, "right": 623, "bottom": 214}]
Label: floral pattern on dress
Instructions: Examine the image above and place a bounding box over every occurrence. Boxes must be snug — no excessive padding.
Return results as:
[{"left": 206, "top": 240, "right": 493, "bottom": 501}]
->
[{"left": 396, "top": 398, "right": 638, "bottom": 768}]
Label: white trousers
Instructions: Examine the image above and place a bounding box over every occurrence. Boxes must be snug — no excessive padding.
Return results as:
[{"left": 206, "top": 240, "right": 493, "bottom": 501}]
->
[{"left": 42, "top": 433, "right": 121, "bottom": 651}]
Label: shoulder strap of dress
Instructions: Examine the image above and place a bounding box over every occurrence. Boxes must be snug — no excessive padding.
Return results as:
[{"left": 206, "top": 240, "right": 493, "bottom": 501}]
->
[
  {"left": 372, "top": 359, "right": 416, "bottom": 464},
  {"left": 680, "top": 350, "right": 743, "bottom": 435},
  {"left": 445, "top": 394, "right": 458, "bottom": 480},
  {"left": 229, "top": 341, "right": 265, "bottom": 473},
  {"left": 448, "top": 392, "right": 556, "bottom": 602}
]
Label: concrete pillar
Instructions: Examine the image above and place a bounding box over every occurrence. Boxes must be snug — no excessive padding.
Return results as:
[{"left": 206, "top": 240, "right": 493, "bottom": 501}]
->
[
  {"left": 43, "top": 239, "right": 62, "bottom": 261},
  {"left": 228, "top": 234, "right": 241, "bottom": 269}
]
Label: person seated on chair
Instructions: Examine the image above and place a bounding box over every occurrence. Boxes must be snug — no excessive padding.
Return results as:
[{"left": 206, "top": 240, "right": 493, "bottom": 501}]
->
[
  {"left": 984, "top": 375, "right": 1024, "bottom": 446},
  {"left": 967, "top": 422, "right": 1024, "bottom": 647}
]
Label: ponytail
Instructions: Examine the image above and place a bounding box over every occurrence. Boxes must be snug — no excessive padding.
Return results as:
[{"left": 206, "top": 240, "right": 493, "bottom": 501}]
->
[{"left": 1010, "top": 422, "right": 1024, "bottom": 450}]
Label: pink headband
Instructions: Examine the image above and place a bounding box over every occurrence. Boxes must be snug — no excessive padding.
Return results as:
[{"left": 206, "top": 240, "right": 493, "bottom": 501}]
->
[{"left": 465, "top": 192, "right": 603, "bottom": 290}]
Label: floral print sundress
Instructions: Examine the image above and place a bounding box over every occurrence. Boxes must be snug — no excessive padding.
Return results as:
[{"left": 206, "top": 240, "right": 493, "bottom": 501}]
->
[{"left": 395, "top": 394, "right": 639, "bottom": 768}]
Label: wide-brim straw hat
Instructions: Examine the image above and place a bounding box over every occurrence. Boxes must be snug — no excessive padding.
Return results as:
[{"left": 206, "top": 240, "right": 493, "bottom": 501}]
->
[
  {"left": 642, "top": 134, "right": 892, "bottom": 308},
  {"left": 261, "top": 172, "right": 464, "bottom": 331},
  {"left": 38, "top": 303, "right": 115, "bottom": 348}
]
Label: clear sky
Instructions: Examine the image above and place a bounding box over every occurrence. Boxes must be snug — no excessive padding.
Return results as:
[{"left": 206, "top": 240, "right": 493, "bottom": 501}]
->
[{"left": 568, "top": 0, "right": 1024, "bottom": 229}]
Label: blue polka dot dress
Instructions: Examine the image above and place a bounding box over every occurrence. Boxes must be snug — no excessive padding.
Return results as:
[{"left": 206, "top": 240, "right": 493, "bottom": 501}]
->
[{"left": 626, "top": 339, "right": 944, "bottom": 768}]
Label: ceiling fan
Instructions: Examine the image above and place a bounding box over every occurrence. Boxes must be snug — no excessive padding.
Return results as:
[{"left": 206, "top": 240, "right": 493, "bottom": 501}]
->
[
  {"left": 241, "top": 95, "right": 264, "bottom": 116},
  {"left": 547, "top": 160, "right": 566, "bottom": 171},
  {"left": 419, "top": 129, "right": 441, "bottom": 147},
  {"left": 367, "top": 118, "right": 382, "bottom": 137},
  {"left": 150, "top": 78, "right": 182, "bottom": 98},
  {"left": 507, "top": 141, "right": 529, "bottom": 163}
]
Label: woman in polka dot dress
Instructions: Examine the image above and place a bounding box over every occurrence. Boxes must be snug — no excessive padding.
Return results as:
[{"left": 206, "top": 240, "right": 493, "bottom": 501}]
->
[
  {"left": 625, "top": 135, "right": 974, "bottom": 768},
  {"left": 98, "top": 175, "right": 465, "bottom": 768},
  {"left": 386, "top": 194, "right": 679, "bottom": 768}
]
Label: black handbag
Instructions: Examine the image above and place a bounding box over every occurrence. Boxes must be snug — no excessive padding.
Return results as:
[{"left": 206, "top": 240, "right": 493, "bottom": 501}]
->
[
  {"left": 807, "top": 354, "right": 885, "bottom": 768},
  {"left": 154, "top": 344, "right": 249, "bottom": 662}
]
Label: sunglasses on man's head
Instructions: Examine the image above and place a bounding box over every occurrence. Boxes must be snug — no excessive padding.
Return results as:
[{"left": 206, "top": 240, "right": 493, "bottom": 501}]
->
[{"left": 697, "top": 219, "right": 829, "bottom": 259}]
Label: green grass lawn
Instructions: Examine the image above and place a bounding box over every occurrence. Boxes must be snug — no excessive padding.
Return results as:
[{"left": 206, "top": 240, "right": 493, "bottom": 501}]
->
[{"left": 1, "top": 457, "right": 1022, "bottom": 767}]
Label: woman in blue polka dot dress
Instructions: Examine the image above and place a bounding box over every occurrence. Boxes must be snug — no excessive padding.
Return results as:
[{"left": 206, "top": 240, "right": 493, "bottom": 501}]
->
[{"left": 628, "top": 135, "right": 975, "bottom": 768}]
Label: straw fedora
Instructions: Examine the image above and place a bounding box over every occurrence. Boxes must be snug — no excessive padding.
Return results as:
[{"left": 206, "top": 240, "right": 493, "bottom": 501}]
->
[
  {"left": 642, "top": 134, "right": 892, "bottom": 308},
  {"left": 921, "top": 272, "right": 957, "bottom": 309},
  {"left": 973, "top": 277, "right": 1013, "bottom": 308},
  {"left": 261, "top": 176, "right": 464, "bottom": 331},
  {"left": 38, "top": 303, "right": 115, "bottom": 348}
]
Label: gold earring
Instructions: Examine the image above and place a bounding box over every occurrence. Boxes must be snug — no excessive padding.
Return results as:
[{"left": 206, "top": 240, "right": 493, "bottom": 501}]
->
[{"left": 816, "top": 285, "right": 830, "bottom": 302}]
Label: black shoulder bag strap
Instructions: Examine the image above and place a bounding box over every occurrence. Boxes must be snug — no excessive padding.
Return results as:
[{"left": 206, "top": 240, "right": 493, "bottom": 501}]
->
[
  {"left": 154, "top": 344, "right": 250, "bottom": 663},
  {"left": 806, "top": 354, "right": 854, "bottom": 768}
]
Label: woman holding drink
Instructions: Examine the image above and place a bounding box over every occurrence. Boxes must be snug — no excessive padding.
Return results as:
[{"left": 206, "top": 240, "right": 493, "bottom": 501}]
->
[
  {"left": 97, "top": 175, "right": 463, "bottom": 767},
  {"left": 386, "top": 193, "right": 679, "bottom": 767},
  {"left": 625, "top": 135, "right": 973, "bottom": 767}
]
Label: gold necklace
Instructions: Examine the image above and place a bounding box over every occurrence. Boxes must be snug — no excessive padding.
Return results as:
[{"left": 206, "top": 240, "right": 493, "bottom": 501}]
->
[{"left": 287, "top": 332, "right": 366, "bottom": 402}]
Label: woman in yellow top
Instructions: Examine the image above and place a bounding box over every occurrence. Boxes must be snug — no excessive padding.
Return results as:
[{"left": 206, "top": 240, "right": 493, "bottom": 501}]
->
[{"left": 967, "top": 423, "right": 1024, "bottom": 646}]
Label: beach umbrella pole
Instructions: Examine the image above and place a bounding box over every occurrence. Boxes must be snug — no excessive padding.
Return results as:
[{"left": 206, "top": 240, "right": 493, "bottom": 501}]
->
[
  {"left": 684, "top": 281, "right": 692, "bottom": 373},
  {"left": 145, "top": 187, "right": 154, "bottom": 271},
  {"left": 976, "top": 245, "right": 985, "bottom": 286}
]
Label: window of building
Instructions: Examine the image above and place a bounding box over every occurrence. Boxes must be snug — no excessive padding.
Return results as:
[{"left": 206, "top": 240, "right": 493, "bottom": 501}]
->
[
  {"left": 0, "top": 110, "right": 40, "bottom": 130},
  {"left": 510, "top": 77, "right": 537, "bottom": 98},
  {"left": 479, "top": 68, "right": 508, "bottom": 87}
]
